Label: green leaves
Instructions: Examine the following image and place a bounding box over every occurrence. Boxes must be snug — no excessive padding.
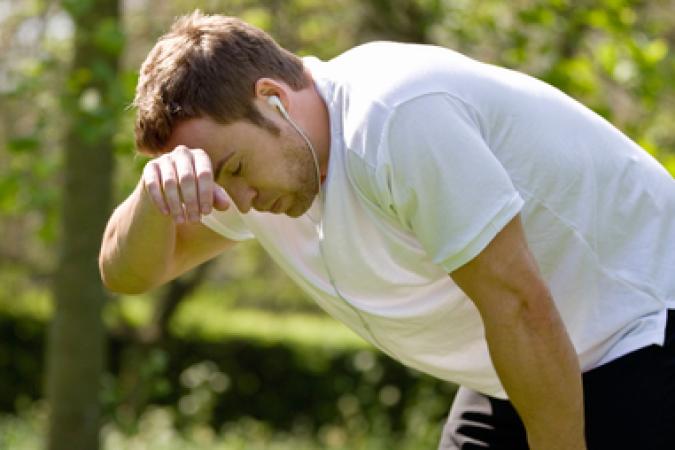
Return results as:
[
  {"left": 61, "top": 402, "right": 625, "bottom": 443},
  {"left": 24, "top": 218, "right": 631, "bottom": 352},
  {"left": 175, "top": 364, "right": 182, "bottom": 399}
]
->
[
  {"left": 93, "top": 18, "right": 125, "bottom": 56},
  {"left": 7, "top": 137, "right": 39, "bottom": 154},
  {"left": 62, "top": 0, "right": 97, "bottom": 19}
]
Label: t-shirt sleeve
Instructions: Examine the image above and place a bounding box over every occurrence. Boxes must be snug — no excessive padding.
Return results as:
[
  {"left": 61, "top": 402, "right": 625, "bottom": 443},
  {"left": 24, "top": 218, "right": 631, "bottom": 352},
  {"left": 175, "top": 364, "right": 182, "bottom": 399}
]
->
[
  {"left": 384, "top": 93, "right": 524, "bottom": 273},
  {"left": 200, "top": 208, "right": 254, "bottom": 242}
]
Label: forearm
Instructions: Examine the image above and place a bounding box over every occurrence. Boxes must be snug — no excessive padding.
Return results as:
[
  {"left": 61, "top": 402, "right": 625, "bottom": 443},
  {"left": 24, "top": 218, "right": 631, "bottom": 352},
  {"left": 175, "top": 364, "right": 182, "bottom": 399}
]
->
[
  {"left": 450, "top": 216, "right": 586, "bottom": 448},
  {"left": 99, "top": 180, "right": 176, "bottom": 293},
  {"left": 484, "top": 294, "right": 585, "bottom": 450}
]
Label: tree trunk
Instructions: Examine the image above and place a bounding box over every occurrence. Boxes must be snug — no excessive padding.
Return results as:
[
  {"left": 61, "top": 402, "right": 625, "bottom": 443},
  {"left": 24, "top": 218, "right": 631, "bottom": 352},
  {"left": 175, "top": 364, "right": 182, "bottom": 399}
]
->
[{"left": 46, "top": 0, "right": 122, "bottom": 448}]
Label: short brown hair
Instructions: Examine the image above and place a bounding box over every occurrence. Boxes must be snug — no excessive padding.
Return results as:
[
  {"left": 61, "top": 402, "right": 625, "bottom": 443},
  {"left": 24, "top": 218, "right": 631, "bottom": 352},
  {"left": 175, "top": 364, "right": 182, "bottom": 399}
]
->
[{"left": 133, "top": 10, "right": 309, "bottom": 155}]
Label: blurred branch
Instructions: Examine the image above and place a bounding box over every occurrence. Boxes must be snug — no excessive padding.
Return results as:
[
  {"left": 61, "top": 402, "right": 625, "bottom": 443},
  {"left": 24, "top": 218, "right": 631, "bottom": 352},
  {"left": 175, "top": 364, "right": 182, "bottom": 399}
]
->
[
  {"left": 108, "top": 261, "right": 213, "bottom": 425},
  {"left": 0, "top": 255, "right": 52, "bottom": 283},
  {"left": 139, "top": 261, "right": 213, "bottom": 344},
  {"left": 109, "top": 261, "right": 213, "bottom": 345}
]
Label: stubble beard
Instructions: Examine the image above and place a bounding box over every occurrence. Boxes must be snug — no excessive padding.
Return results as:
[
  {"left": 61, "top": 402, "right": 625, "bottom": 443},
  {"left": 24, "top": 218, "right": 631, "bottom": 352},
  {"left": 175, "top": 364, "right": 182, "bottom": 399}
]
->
[{"left": 283, "top": 132, "right": 320, "bottom": 218}]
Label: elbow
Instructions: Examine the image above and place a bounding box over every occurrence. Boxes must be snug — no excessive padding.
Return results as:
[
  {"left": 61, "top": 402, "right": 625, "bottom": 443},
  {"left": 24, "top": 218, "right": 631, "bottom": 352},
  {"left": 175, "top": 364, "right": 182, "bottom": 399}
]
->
[
  {"left": 100, "top": 273, "right": 154, "bottom": 295},
  {"left": 99, "top": 254, "right": 155, "bottom": 295},
  {"left": 513, "top": 284, "right": 560, "bottom": 329},
  {"left": 490, "top": 281, "right": 559, "bottom": 329},
  {"left": 100, "top": 273, "right": 149, "bottom": 296}
]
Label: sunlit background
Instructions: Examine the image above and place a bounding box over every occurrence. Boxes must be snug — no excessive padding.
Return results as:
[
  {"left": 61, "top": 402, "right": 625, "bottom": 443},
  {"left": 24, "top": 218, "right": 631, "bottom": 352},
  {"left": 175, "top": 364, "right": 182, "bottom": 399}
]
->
[{"left": 1, "top": 0, "right": 673, "bottom": 449}]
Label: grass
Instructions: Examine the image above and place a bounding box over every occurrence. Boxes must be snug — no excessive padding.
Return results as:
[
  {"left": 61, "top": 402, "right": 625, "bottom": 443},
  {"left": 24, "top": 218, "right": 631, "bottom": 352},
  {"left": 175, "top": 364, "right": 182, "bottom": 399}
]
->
[
  {"left": 112, "top": 287, "right": 371, "bottom": 349},
  {"left": 170, "top": 295, "right": 369, "bottom": 349},
  {"left": 0, "top": 402, "right": 443, "bottom": 450},
  {"left": 0, "top": 279, "right": 370, "bottom": 350}
]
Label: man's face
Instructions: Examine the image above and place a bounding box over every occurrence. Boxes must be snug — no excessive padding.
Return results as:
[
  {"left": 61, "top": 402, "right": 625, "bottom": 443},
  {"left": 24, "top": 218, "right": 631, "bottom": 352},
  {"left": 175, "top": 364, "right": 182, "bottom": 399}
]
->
[{"left": 166, "top": 113, "right": 319, "bottom": 218}]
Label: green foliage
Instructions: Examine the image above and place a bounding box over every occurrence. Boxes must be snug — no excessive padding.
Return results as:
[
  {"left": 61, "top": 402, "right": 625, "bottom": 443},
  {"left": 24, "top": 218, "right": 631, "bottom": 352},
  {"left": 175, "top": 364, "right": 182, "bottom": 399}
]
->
[
  {"left": 0, "top": 1, "right": 674, "bottom": 447},
  {"left": 0, "top": 406, "right": 46, "bottom": 450},
  {"left": 0, "top": 4, "right": 70, "bottom": 266},
  {"left": 93, "top": 18, "right": 125, "bottom": 56},
  {"left": 431, "top": 0, "right": 674, "bottom": 163},
  {"left": 0, "top": 402, "right": 443, "bottom": 450},
  {"left": 0, "top": 305, "right": 453, "bottom": 447},
  {"left": 105, "top": 289, "right": 366, "bottom": 348}
]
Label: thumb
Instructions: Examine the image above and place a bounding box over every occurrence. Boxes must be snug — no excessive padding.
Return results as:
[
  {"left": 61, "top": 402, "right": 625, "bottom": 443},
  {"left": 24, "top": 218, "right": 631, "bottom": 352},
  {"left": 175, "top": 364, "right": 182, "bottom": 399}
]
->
[{"left": 213, "top": 185, "right": 231, "bottom": 211}]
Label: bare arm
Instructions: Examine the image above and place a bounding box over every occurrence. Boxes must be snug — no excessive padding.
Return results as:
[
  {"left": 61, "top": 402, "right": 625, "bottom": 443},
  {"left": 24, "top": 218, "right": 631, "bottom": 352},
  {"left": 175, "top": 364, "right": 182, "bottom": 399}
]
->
[
  {"left": 99, "top": 146, "right": 233, "bottom": 294},
  {"left": 450, "top": 215, "right": 586, "bottom": 450}
]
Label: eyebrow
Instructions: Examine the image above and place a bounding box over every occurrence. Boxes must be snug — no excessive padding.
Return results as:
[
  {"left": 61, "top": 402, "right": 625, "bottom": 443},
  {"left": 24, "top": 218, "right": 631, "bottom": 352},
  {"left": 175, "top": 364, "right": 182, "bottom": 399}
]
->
[{"left": 213, "top": 151, "right": 236, "bottom": 179}]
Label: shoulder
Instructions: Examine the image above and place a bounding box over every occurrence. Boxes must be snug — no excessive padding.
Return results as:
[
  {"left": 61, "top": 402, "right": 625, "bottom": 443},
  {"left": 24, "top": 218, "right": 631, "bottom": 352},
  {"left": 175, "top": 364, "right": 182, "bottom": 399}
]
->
[
  {"left": 343, "top": 92, "right": 484, "bottom": 223},
  {"left": 331, "top": 42, "right": 491, "bottom": 155},
  {"left": 325, "top": 43, "right": 507, "bottom": 211}
]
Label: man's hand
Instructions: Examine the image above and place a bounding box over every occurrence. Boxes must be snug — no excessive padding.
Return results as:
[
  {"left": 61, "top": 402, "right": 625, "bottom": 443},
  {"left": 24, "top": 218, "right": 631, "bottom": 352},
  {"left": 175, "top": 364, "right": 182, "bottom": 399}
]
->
[
  {"left": 99, "top": 145, "right": 235, "bottom": 294},
  {"left": 142, "top": 145, "right": 230, "bottom": 224}
]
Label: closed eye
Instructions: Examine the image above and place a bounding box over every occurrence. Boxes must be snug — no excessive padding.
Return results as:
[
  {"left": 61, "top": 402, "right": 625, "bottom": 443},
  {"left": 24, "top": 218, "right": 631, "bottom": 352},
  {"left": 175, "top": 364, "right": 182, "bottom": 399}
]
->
[{"left": 232, "top": 161, "right": 243, "bottom": 176}]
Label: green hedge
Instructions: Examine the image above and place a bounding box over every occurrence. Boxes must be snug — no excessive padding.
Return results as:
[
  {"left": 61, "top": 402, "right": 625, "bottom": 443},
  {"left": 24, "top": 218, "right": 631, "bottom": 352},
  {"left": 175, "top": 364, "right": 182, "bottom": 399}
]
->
[{"left": 1, "top": 312, "right": 457, "bottom": 438}]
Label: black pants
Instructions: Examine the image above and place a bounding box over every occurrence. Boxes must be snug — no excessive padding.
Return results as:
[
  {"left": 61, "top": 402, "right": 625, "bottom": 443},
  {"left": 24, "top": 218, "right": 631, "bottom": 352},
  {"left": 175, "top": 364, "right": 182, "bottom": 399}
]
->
[{"left": 439, "top": 310, "right": 675, "bottom": 450}]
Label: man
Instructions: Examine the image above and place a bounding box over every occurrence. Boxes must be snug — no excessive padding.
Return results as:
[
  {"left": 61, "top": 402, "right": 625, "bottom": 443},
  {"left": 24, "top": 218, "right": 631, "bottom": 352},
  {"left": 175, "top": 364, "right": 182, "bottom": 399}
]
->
[{"left": 99, "top": 11, "right": 675, "bottom": 450}]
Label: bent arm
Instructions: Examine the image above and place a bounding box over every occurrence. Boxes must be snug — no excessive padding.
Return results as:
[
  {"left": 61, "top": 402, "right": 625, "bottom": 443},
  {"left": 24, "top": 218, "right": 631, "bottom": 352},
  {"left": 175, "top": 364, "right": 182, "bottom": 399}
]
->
[
  {"left": 450, "top": 216, "right": 586, "bottom": 450},
  {"left": 99, "top": 180, "right": 233, "bottom": 294}
]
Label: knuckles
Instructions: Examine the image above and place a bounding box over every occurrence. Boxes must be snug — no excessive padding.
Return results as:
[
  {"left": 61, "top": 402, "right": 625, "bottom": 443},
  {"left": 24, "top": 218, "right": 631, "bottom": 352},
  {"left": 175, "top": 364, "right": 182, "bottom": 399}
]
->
[
  {"left": 162, "top": 176, "right": 178, "bottom": 188},
  {"left": 143, "top": 147, "right": 216, "bottom": 209},
  {"left": 178, "top": 172, "right": 195, "bottom": 184},
  {"left": 196, "top": 170, "right": 213, "bottom": 182},
  {"left": 191, "top": 147, "right": 208, "bottom": 158}
]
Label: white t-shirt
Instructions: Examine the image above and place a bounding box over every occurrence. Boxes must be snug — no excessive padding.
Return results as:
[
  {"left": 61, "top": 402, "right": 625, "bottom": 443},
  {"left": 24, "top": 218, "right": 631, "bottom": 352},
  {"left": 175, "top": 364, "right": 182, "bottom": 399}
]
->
[{"left": 202, "top": 42, "right": 675, "bottom": 399}]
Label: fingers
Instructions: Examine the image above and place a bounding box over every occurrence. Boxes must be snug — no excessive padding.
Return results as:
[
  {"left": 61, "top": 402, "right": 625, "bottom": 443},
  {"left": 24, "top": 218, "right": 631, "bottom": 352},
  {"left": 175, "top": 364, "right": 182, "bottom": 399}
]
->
[
  {"left": 213, "top": 185, "right": 230, "bottom": 211},
  {"left": 192, "top": 149, "right": 214, "bottom": 216},
  {"left": 141, "top": 145, "right": 228, "bottom": 224},
  {"left": 158, "top": 154, "right": 184, "bottom": 222},
  {"left": 174, "top": 147, "right": 199, "bottom": 222},
  {"left": 142, "top": 161, "right": 168, "bottom": 215}
]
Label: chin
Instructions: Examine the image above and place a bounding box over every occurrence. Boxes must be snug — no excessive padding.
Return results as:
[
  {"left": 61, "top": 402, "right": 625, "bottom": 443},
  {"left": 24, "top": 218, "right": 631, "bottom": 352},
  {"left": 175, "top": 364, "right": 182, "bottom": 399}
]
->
[
  {"left": 285, "top": 205, "right": 306, "bottom": 218},
  {"left": 285, "top": 198, "right": 312, "bottom": 218}
]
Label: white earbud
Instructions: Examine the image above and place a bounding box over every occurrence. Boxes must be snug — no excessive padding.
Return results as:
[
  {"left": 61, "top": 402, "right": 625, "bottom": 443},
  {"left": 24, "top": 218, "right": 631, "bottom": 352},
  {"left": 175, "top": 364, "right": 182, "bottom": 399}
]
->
[{"left": 267, "top": 95, "right": 289, "bottom": 119}]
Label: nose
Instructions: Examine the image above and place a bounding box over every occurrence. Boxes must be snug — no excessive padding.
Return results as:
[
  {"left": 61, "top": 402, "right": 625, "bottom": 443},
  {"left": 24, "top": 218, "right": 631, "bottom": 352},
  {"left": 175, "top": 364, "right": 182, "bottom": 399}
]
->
[{"left": 225, "top": 179, "right": 258, "bottom": 213}]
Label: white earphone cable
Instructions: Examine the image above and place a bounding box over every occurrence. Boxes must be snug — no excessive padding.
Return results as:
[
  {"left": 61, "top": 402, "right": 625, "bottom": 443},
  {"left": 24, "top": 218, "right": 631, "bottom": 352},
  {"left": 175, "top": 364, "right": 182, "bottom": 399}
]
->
[
  {"left": 273, "top": 98, "right": 392, "bottom": 355},
  {"left": 276, "top": 110, "right": 324, "bottom": 233}
]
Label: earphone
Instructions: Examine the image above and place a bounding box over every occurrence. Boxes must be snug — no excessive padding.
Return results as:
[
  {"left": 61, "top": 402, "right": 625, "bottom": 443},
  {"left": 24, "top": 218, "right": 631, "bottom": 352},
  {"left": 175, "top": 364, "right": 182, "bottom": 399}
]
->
[
  {"left": 266, "top": 95, "right": 322, "bottom": 202},
  {"left": 267, "top": 95, "right": 289, "bottom": 119},
  {"left": 264, "top": 95, "right": 392, "bottom": 355}
]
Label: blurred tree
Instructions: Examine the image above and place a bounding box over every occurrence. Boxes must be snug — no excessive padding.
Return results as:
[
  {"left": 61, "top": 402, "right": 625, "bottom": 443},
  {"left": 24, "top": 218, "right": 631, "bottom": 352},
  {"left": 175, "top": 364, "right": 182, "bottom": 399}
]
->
[{"left": 44, "top": 0, "right": 124, "bottom": 449}]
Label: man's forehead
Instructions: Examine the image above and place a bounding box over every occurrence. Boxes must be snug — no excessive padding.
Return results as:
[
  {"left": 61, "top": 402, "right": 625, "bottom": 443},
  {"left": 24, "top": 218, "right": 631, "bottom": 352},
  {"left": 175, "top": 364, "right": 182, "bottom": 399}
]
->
[{"left": 165, "top": 117, "right": 216, "bottom": 150}]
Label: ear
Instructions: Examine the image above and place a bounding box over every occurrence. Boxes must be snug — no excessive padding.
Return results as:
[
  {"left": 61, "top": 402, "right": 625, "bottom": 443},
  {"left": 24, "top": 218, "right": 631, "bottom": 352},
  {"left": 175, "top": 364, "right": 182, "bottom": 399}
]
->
[{"left": 254, "top": 78, "right": 290, "bottom": 111}]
